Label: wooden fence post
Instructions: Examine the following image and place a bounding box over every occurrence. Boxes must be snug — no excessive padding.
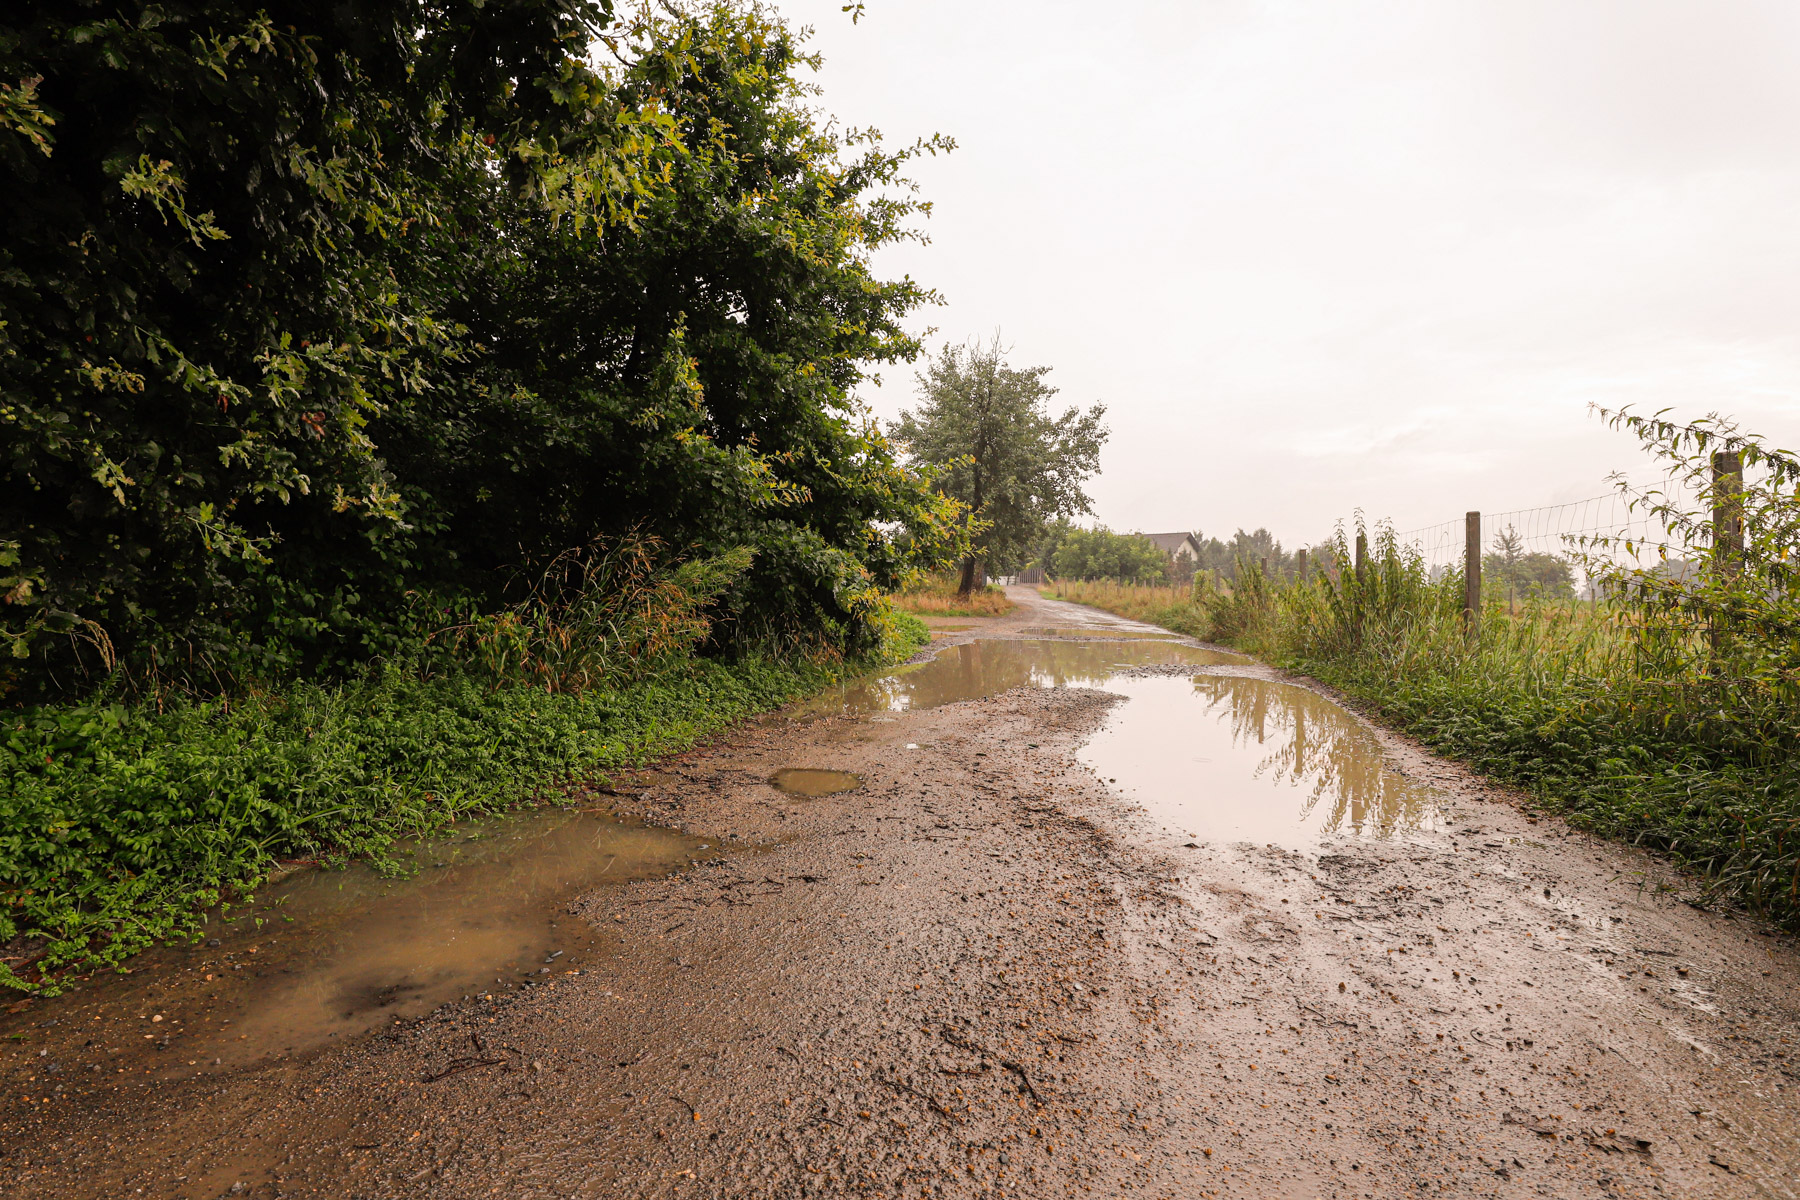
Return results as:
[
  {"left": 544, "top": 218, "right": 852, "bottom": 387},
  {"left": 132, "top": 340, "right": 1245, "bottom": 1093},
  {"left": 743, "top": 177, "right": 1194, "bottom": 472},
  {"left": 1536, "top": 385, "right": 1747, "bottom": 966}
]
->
[
  {"left": 1297, "top": 547, "right": 1308, "bottom": 582},
  {"left": 1712, "top": 450, "right": 1744, "bottom": 579},
  {"left": 1464, "top": 511, "right": 1481, "bottom": 641},
  {"left": 1710, "top": 450, "right": 1744, "bottom": 662},
  {"left": 1354, "top": 532, "right": 1367, "bottom": 582}
]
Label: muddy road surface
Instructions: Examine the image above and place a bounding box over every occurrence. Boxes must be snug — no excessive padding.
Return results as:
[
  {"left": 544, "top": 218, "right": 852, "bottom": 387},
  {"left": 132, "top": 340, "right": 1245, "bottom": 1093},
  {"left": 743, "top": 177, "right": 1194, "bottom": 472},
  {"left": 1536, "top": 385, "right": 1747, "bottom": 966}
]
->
[{"left": 5, "top": 587, "right": 1798, "bottom": 1198}]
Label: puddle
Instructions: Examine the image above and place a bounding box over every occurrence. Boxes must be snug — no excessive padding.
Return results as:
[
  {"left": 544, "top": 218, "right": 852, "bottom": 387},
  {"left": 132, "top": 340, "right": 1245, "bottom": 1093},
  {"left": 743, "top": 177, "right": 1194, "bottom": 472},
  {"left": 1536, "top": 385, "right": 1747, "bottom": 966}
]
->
[
  {"left": 799, "top": 638, "right": 1246, "bottom": 718},
  {"left": 4, "top": 809, "right": 706, "bottom": 1072},
  {"left": 1080, "top": 674, "right": 1446, "bottom": 848},
  {"left": 1016, "top": 626, "right": 1191, "bottom": 640},
  {"left": 771, "top": 768, "right": 863, "bottom": 797}
]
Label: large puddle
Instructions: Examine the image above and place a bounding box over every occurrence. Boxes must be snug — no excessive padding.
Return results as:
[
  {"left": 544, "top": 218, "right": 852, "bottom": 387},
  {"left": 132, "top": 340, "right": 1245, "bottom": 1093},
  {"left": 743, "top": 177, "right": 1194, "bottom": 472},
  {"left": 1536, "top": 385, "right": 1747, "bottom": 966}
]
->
[
  {"left": 809, "top": 631, "right": 1442, "bottom": 849},
  {"left": 6, "top": 808, "right": 707, "bottom": 1072},
  {"left": 798, "top": 637, "right": 1247, "bottom": 717},
  {"left": 1081, "top": 673, "right": 1445, "bottom": 846}
]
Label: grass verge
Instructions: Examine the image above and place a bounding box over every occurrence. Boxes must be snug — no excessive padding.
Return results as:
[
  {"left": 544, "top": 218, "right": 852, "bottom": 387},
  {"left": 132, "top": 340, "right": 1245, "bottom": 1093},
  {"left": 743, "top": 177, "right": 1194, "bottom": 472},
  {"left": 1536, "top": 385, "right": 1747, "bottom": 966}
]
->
[
  {"left": 0, "top": 613, "right": 930, "bottom": 992},
  {"left": 1040, "top": 581, "right": 1205, "bottom": 637},
  {"left": 892, "top": 578, "right": 1015, "bottom": 618}
]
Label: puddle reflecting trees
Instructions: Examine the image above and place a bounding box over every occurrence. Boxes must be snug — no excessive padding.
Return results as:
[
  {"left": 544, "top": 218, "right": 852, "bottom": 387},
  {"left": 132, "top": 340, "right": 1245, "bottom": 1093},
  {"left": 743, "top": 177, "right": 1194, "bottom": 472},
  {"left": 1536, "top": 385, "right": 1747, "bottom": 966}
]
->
[
  {"left": 800, "top": 639, "right": 1244, "bottom": 717},
  {"left": 800, "top": 630, "right": 1440, "bottom": 848},
  {"left": 1081, "top": 674, "right": 1444, "bottom": 847}
]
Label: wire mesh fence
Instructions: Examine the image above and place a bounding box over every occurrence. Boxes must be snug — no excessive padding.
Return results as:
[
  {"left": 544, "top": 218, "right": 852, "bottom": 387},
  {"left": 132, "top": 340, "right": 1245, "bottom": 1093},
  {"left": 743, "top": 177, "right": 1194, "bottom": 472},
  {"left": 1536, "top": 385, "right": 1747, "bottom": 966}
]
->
[{"left": 1392, "top": 476, "right": 1685, "bottom": 597}]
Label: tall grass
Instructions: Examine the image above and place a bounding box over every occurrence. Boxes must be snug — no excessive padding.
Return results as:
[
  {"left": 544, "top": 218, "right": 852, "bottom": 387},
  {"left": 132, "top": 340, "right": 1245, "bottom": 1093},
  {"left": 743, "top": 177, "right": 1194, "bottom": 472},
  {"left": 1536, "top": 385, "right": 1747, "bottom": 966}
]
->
[
  {"left": 1039, "top": 580, "right": 1196, "bottom": 629},
  {"left": 892, "top": 575, "right": 1016, "bottom": 618},
  {"left": 436, "top": 539, "right": 755, "bottom": 692},
  {"left": 1055, "top": 412, "right": 1800, "bottom": 926}
]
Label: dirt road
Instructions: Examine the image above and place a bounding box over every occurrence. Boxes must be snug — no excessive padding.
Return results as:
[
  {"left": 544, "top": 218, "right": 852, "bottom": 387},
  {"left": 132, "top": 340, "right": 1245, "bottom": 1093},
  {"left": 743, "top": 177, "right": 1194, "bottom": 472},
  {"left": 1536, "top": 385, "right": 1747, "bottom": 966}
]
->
[{"left": 4, "top": 587, "right": 1798, "bottom": 1198}]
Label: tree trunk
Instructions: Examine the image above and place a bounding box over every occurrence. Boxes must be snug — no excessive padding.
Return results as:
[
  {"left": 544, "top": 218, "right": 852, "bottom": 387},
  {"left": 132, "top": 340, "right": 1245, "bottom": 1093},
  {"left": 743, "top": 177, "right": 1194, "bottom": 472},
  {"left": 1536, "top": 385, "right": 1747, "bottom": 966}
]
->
[{"left": 957, "top": 556, "right": 985, "bottom": 596}]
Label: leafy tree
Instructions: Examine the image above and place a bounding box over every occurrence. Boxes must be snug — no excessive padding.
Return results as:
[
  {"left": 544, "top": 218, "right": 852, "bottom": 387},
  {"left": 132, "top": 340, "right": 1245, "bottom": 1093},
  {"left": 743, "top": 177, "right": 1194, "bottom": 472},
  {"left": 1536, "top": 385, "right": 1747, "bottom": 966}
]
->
[
  {"left": 1484, "top": 525, "right": 1573, "bottom": 602},
  {"left": 378, "top": 7, "right": 963, "bottom": 653},
  {"left": 0, "top": 1, "right": 960, "bottom": 693},
  {"left": 1187, "top": 527, "right": 1292, "bottom": 580},
  {"left": 1, "top": 0, "right": 668, "bottom": 685},
  {"left": 892, "top": 337, "right": 1107, "bottom": 593},
  {"left": 1049, "top": 527, "right": 1167, "bottom": 583}
]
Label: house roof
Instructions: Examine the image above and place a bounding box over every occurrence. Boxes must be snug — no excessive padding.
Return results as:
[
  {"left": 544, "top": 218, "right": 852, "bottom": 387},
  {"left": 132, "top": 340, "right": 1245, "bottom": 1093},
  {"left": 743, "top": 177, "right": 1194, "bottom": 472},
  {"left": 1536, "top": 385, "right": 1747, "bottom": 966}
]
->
[{"left": 1142, "top": 531, "right": 1200, "bottom": 554}]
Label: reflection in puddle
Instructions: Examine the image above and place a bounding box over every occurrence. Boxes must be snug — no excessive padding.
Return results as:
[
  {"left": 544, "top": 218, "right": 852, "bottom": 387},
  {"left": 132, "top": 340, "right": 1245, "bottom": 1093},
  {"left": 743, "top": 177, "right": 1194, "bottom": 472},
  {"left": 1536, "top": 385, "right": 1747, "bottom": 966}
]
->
[
  {"left": 1081, "top": 674, "right": 1445, "bottom": 848},
  {"left": 771, "top": 768, "right": 862, "bottom": 797},
  {"left": 799, "top": 638, "right": 1246, "bottom": 717},
  {"left": 10, "top": 809, "right": 704, "bottom": 1071},
  {"left": 1016, "top": 626, "right": 1192, "bottom": 640}
]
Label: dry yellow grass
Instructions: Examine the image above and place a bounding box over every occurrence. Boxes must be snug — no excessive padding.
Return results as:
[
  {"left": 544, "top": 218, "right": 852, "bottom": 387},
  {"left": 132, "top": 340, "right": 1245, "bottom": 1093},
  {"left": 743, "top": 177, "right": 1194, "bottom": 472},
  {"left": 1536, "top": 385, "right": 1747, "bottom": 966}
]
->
[
  {"left": 1042, "top": 579, "right": 1191, "bottom": 622},
  {"left": 892, "top": 578, "right": 1015, "bottom": 618}
]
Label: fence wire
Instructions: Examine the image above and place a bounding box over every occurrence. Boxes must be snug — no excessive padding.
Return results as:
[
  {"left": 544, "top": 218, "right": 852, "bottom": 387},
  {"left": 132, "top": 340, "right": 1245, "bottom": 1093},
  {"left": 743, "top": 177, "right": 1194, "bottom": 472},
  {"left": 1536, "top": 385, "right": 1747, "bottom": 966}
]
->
[{"left": 1392, "top": 477, "right": 1681, "bottom": 594}]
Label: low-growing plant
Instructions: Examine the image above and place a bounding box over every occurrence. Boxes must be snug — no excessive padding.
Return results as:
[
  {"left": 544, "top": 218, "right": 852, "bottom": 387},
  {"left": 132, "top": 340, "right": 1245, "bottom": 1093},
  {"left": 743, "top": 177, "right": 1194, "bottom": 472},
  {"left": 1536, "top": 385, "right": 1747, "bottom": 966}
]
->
[{"left": 438, "top": 538, "right": 754, "bottom": 693}]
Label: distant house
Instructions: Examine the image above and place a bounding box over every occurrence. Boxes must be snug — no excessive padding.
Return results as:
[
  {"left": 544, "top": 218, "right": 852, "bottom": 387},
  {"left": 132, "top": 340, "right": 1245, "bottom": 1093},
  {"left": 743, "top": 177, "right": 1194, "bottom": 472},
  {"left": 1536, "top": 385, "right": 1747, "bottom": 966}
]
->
[{"left": 1143, "top": 531, "right": 1203, "bottom": 564}]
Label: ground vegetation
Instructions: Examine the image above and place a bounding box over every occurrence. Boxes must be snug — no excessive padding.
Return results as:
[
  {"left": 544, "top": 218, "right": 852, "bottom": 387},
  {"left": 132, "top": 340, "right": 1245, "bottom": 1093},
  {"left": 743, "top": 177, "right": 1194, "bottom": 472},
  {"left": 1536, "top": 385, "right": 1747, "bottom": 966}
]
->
[{"left": 891, "top": 575, "right": 1013, "bottom": 618}]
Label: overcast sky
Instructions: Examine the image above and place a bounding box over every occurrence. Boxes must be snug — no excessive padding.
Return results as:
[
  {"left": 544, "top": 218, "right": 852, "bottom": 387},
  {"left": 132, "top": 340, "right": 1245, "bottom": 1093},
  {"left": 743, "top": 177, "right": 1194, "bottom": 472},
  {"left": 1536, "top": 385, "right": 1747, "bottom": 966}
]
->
[{"left": 777, "top": 0, "right": 1800, "bottom": 546}]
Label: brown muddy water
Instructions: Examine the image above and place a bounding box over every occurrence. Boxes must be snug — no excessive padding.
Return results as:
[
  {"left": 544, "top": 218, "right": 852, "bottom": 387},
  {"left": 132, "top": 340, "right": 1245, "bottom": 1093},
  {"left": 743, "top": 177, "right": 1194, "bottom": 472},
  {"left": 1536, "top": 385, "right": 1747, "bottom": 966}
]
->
[
  {"left": 7, "top": 809, "right": 706, "bottom": 1073},
  {"left": 770, "top": 767, "right": 863, "bottom": 796},
  {"left": 1015, "top": 625, "right": 1198, "bottom": 639},
  {"left": 810, "top": 636, "right": 1440, "bottom": 852},
  {"left": 797, "top": 636, "right": 1246, "bottom": 718},
  {"left": 807, "top": 635, "right": 1440, "bottom": 848},
  {"left": 1080, "top": 672, "right": 1446, "bottom": 847}
]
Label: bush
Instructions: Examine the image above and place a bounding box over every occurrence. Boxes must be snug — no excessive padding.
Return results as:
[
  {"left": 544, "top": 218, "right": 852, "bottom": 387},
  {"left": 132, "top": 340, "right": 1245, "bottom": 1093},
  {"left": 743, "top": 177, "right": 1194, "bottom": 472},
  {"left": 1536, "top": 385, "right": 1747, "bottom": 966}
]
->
[
  {"left": 1047, "top": 527, "right": 1168, "bottom": 583},
  {"left": 0, "top": 2, "right": 960, "bottom": 697}
]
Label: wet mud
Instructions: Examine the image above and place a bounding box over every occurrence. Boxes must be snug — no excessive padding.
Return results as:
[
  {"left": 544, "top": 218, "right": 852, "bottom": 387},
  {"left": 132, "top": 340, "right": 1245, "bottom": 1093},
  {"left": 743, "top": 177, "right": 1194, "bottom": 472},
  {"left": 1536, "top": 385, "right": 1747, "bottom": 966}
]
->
[
  {"left": 771, "top": 768, "right": 864, "bottom": 797},
  {"left": 3, "top": 587, "right": 1797, "bottom": 1199}
]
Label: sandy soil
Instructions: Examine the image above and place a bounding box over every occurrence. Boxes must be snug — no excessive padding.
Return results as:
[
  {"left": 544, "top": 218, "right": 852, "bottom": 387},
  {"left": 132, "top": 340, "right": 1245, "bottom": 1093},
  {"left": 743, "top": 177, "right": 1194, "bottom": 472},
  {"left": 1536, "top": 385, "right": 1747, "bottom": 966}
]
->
[{"left": 3, "top": 587, "right": 1797, "bottom": 1199}]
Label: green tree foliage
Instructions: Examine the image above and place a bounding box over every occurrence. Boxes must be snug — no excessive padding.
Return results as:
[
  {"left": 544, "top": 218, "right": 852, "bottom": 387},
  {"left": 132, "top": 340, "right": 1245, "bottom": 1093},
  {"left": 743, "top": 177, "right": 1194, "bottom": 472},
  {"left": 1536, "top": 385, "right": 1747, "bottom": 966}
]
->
[
  {"left": 1189, "top": 527, "right": 1293, "bottom": 581},
  {"left": 1483, "top": 525, "right": 1575, "bottom": 602},
  {"left": 1047, "top": 526, "right": 1167, "bottom": 583},
  {"left": 891, "top": 336, "right": 1106, "bottom": 593},
  {"left": 0, "top": 0, "right": 957, "bottom": 694}
]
